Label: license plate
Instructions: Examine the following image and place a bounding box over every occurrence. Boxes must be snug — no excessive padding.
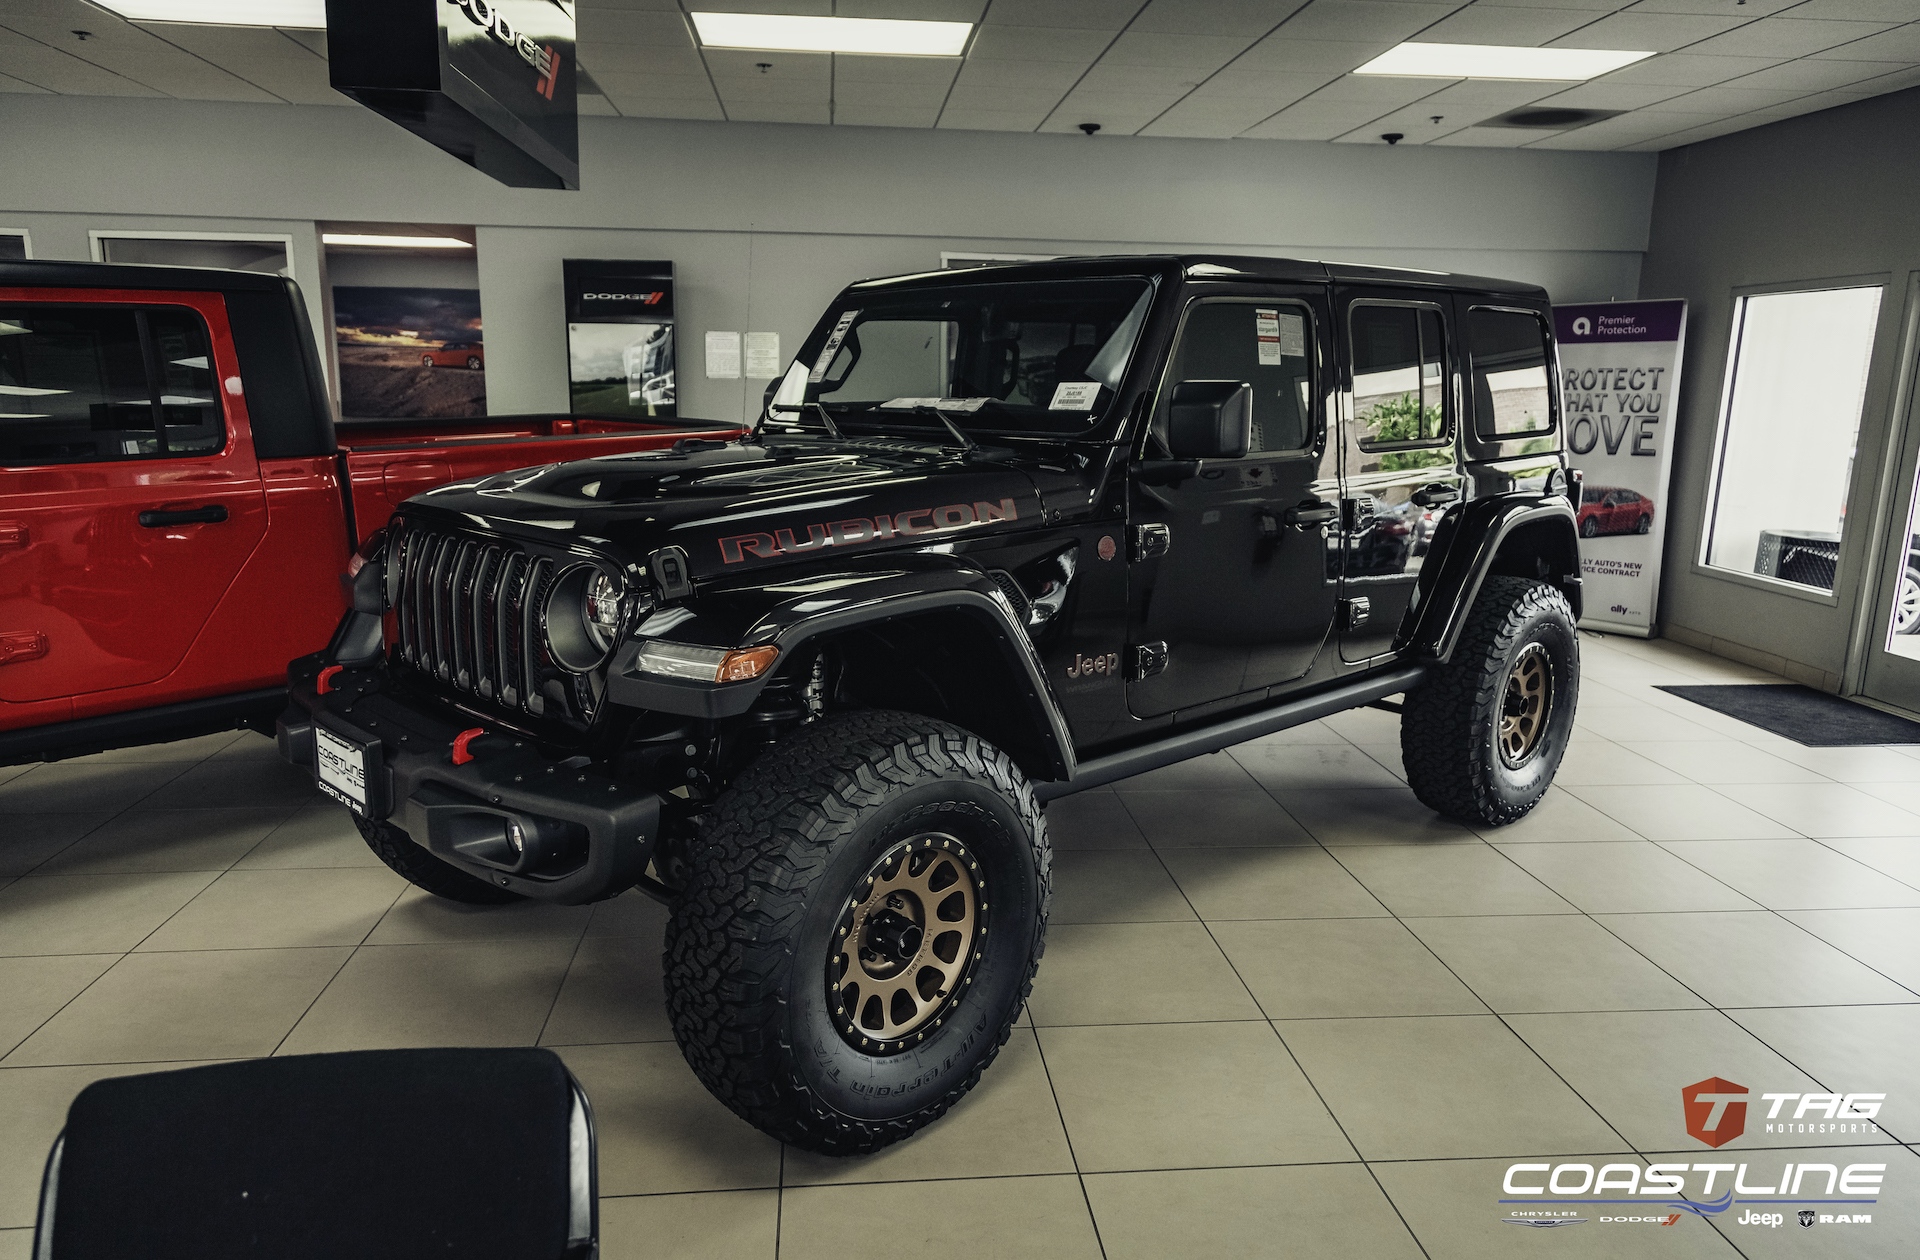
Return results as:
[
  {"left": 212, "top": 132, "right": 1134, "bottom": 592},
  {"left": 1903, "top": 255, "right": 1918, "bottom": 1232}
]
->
[{"left": 315, "top": 725, "right": 369, "bottom": 815}]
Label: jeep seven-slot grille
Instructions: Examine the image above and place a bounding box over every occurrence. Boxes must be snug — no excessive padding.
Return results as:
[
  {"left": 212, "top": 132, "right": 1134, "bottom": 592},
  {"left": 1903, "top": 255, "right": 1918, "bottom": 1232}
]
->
[{"left": 393, "top": 524, "right": 556, "bottom": 716}]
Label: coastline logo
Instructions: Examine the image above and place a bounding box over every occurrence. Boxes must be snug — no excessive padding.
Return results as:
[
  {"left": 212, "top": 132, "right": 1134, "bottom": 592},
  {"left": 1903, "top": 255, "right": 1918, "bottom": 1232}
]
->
[
  {"left": 1682, "top": 1076, "right": 1749, "bottom": 1147},
  {"left": 1571, "top": 316, "right": 1592, "bottom": 336}
]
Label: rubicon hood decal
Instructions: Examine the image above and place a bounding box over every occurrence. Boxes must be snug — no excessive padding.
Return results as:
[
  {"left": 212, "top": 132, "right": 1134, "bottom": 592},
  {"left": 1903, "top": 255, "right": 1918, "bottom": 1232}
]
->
[{"left": 719, "top": 497, "right": 1019, "bottom": 564}]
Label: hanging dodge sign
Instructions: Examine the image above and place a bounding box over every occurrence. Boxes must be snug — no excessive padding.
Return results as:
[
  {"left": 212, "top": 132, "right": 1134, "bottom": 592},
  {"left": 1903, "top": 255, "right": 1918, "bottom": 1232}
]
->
[
  {"left": 1552, "top": 299, "right": 1688, "bottom": 637},
  {"left": 326, "top": 0, "right": 579, "bottom": 190}
]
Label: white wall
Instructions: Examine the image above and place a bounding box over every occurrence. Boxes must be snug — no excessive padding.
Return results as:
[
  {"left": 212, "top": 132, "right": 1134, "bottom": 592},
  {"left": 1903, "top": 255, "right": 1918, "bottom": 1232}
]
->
[{"left": 0, "top": 93, "right": 1656, "bottom": 425}]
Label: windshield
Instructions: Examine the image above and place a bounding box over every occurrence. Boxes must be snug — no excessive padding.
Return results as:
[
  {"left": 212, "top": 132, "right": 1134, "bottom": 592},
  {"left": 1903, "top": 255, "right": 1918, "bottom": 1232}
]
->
[{"left": 772, "top": 278, "right": 1154, "bottom": 436}]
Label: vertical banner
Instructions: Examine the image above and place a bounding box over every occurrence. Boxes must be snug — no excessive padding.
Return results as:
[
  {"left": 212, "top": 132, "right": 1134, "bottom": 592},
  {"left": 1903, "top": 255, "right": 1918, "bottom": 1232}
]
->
[
  {"left": 1552, "top": 300, "right": 1688, "bottom": 637},
  {"left": 564, "top": 260, "right": 675, "bottom": 419}
]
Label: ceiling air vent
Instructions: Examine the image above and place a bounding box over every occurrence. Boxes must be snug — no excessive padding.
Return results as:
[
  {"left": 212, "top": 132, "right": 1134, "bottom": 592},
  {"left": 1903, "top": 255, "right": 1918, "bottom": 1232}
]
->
[{"left": 1485, "top": 107, "right": 1625, "bottom": 131}]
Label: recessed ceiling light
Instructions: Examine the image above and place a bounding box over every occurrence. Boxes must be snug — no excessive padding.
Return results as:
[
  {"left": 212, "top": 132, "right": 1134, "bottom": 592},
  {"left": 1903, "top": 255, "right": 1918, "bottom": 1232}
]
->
[
  {"left": 322, "top": 234, "right": 474, "bottom": 250},
  {"left": 96, "top": 1, "right": 326, "bottom": 28},
  {"left": 690, "top": 12, "right": 971, "bottom": 57},
  {"left": 1354, "top": 42, "right": 1655, "bottom": 82}
]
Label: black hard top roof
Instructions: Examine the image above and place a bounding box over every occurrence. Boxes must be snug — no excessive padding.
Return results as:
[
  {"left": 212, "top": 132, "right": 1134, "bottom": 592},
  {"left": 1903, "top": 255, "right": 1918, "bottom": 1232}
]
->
[
  {"left": 0, "top": 258, "right": 292, "bottom": 294},
  {"left": 849, "top": 253, "right": 1547, "bottom": 301}
]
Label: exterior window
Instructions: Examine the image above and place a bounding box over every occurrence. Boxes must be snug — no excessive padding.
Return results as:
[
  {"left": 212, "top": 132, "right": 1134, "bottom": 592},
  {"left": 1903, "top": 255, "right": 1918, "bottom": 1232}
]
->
[
  {"left": 1703, "top": 285, "right": 1883, "bottom": 593},
  {"left": 1165, "top": 300, "right": 1315, "bottom": 454},
  {"left": 1469, "top": 308, "right": 1553, "bottom": 438},
  {"left": 0, "top": 305, "right": 225, "bottom": 467},
  {"left": 1351, "top": 304, "right": 1446, "bottom": 448}
]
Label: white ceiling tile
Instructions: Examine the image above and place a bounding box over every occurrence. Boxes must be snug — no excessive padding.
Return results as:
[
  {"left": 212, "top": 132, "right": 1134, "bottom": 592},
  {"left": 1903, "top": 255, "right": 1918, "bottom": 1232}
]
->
[
  {"left": 831, "top": 56, "right": 962, "bottom": 86},
  {"left": 1420, "top": 126, "right": 1544, "bottom": 146},
  {"left": 579, "top": 9, "right": 691, "bottom": 46},
  {"left": 1077, "top": 63, "right": 1214, "bottom": 91},
  {"left": 1409, "top": 77, "right": 1565, "bottom": 104},
  {"left": 1550, "top": 12, "right": 1748, "bottom": 51},
  {"left": 578, "top": 92, "right": 620, "bottom": 116},
  {"left": 964, "top": 24, "right": 1111, "bottom": 62},
  {"left": 953, "top": 58, "right": 1087, "bottom": 90},
  {"left": 1473, "top": 0, "right": 1625, "bottom": 9},
  {"left": 945, "top": 82, "right": 1072, "bottom": 109},
  {"left": 1786, "top": 0, "right": 1920, "bottom": 18},
  {"left": 1724, "top": 56, "right": 1912, "bottom": 92},
  {"left": 1593, "top": 52, "right": 1785, "bottom": 85},
  {"left": 1620, "top": 0, "right": 1804, "bottom": 15},
  {"left": 1848, "top": 64, "right": 1920, "bottom": 93},
  {"left": 593, "top": 71, "right": 722, "bottom": 100},
  {"left": 1682, "top": 17, "right": 1899, "bottom": 58},
  {"left": 1542, "top": 109, "right": 1725, "bottom": 141},
  {"left": 136, "top": 26, "right": 320, "bottom": 63},
  {"left": 1641, "top": 83, "right": 1816, "bottom": 111},
  {"left": 726, "top": 101, "right": 834, "bottom": 123},
  {"left": 711, "top": 73, "right": 831, "bottom": 102},
  {"left": 1241, "top": 99, "right": 1392, "bottom": 138},
  {"left": 936, "top": 107, "right": 1049, "bottom": 130},
  {"left": 1050, "top": 85, "right": 1193, "bottom": 114},
  {"left": 1531, "top": 79, "right": 1695, "bottom": 107},
  {"left": 600, "top": 93, "right": 726, "bottom": 120},
  {"left": 979, "top": 0, "right": 1146, "bottom": 29},
  {"left": 1146, "top": 94, "right": 1289, "bottom": 123},
  {"left": 0, "top": 44, "right": 160, "bottom": 95},
  {"left": 282, "top": 29, "right": 326, "bottom": 57},
  {"left": 1187, "top": 67, "right": 1338, "bottom": 99},
  {"left": 581, "top": 47, "right": 708, "bottom": 78},
  {"left": 1413, "top": 5, "right": 1597, "bottom": 45},
  {"left": 704, "top": 49, "right": 831, "bottom": 79},
  {"left": 0, "top": 70, "right": 52, "bottom": 93},
  {"left": 835, "top": 101, "right": 945, "bottom": 127},
  {"left": 578, "top": 0, "right": 694, "bottom": 8},
  {"left": 1309, "top": 72, "right": 1452, "bottom": 103},
  {"left": 1641, "top": 115, "right": 1774, "bottom": 147},
  {"left": 685, "top": 0, "right": 832, "bottom": 14},
  {"left": 1231, "top": 36, "right": 1395, "bottom": 71},
  {"left": 227, "top": 55, "right": 348, "bottom": 106},
  {"left": 836, "top": 0, "right": 983, "bottom": 19},
  {"left": 1098, "top": 31, "right": 1258, "bottom": 69},
  {"left": 1273, "top": 1, "right": 1452, "bottom": 43},
  {"left": 1136, "top": 115, "right": 1247, "bottom": 137},
  {"left": 1131, "top": 0, "right": 1314, "bottom": 38},
  {"left": 1806, "top": 23, "right": 1920, "bottom": 60},
  {"left": 833, "top": 81, "right": 952, "bottom": 109}
]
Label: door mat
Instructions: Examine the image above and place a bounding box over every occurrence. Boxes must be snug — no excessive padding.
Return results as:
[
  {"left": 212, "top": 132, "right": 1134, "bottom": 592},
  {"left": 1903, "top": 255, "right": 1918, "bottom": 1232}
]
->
[{"left": 1656, "top": 684, "right": 1920, "bottom": 746}]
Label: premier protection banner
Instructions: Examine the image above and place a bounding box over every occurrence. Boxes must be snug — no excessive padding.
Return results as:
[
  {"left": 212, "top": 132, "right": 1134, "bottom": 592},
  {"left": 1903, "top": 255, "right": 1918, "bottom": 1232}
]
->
[{"left": 1552, "top": 299, "right": 1688, "bottom": 637}]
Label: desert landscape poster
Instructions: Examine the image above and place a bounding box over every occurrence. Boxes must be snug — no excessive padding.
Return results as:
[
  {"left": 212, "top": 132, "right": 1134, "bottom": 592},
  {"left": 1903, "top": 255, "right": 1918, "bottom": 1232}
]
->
[{"left": 333, "top": 286, "right": 486, "bottom": 419}]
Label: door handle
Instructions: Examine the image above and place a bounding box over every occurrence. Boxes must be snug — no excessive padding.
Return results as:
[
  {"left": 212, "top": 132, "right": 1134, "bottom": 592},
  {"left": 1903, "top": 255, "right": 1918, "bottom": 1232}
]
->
[
  {"left": 1409, "top": 484, "right": 1461, "bottom": 509},
  {"left": 0, "top": 631, "right": 48, "bottom": 665},
  {"left": 0, "top": 521, "right": 26, "bottom": 551},
  {"left": 1281, "top": 501, "right": 1339, "bottom": 531},
  {"left": 139, "top": 505, "right": 229, "bottom": 528}
]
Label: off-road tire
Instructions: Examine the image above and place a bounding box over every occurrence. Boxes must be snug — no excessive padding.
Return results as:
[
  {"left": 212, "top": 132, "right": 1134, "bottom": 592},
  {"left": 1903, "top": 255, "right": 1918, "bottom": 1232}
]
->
[
  {"left": 1581, "top": 517, "right": 1599, "bottom": 538},
  {"left": 1636, "top": 514, "right": 1652, "bottom": 534},
  {"left": 353, "top": 815, "right": 525, "bottom": 904},
  {"left": 1402, "top": 576, "right": 1579, "bottom": 826},
  {"left": 664, "top": 710, "right": 1049, "bottom": 1155}
]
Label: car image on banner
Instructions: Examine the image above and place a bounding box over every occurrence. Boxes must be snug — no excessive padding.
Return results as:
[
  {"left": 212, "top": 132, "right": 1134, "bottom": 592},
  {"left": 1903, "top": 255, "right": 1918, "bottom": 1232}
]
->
[
  {"left": 421, "top": 341, "right": 485, "bottom": 370},
  {"left": 1553, "top": 299, "right": 1687, "bottom": 636}
]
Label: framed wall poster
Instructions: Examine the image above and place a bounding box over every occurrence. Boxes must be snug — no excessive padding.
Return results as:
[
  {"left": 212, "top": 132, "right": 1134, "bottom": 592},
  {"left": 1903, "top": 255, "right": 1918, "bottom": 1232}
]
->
[
  {"left": 332, "top": 286, "right": 487, "bottom": 420},
  {"left": 564, "top": 259, "right": 675, "bottom": 419},
  {"left": 1552, "top": 299, "right": 1688, "bottom": 636}
]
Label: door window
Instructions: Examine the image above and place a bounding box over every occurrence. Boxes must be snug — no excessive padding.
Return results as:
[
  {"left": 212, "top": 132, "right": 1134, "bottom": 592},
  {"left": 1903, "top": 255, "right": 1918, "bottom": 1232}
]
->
[
  {"left": 1163, "top": 299, "right": 1315, "bottom": 454},
  {"left": 0, "top": 305, "right": 225, "bottom": 467},
  {"left": 1350, "top": 304, "right": 1447, "bottom": 453},
  {"left": 1702, "top": 285, "right": 1882, "bottom": 593},
  {"left": 1468, "top": 308, "right": 1553, "bottom": 438}
]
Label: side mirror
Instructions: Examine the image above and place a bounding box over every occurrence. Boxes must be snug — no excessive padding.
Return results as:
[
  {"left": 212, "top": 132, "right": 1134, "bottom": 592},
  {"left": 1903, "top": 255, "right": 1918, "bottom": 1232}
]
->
[{"left": 1167, "top": 380, "right": 1252, "bottom": 460}]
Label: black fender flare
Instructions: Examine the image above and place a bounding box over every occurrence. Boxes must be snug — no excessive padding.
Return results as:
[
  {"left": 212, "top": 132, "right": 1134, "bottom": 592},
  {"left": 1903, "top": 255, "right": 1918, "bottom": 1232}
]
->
[
  {"left": 1397, "top": 493, "right": 1582, "bottom": 662},
  {"left": 604, "top": 553, "right": 1077, "bottom": 781}
]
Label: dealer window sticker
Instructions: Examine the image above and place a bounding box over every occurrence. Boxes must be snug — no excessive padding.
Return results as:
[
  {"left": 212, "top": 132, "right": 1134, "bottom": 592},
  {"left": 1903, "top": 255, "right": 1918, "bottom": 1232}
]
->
[
  {"left": 810, "top": 310, "right": 858, "bottom": 383},
  {"left": 1255, "top": 308, "right": 1283, "bottom": 366},
  {"left": 1049, "top": 381, "right": 1100, "bottom": 410}
]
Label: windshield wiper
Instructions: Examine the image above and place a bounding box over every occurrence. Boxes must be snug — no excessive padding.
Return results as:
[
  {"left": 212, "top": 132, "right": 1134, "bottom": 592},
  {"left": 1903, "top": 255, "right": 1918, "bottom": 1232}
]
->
[
  {"left": 918, "top": 405, "right": 976, "bottom": 453},
  {"left": 757, "top": 400, "right": 842, "bottom": 440}
]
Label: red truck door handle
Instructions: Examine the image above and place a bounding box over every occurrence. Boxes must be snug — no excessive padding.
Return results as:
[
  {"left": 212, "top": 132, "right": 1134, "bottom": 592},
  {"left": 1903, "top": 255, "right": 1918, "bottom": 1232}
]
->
[
  {"left": 138, "top": 505, "right": 229, "bottom": 528},
  {"left": 0, "top": 631, "right": 48, "bottom": 665},
  {"left": 0, "top": 521, "right": 26, "bottom": 550}
]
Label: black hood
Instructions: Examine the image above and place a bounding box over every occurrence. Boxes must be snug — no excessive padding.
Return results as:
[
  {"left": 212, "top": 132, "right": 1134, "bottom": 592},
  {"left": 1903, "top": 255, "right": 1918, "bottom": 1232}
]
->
[{"left": 397, "top": 438, "right": 1053, "bottom": 580}]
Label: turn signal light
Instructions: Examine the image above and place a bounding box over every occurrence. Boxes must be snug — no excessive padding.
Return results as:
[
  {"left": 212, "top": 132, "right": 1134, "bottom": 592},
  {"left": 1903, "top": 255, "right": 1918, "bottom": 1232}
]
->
[{"left": 717, "top": 645, "right": 780, "bottom": 682}]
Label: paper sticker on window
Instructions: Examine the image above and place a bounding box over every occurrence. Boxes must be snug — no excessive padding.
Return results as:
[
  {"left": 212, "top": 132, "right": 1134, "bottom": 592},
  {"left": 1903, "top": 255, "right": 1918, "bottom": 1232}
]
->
[
  {"left": 1255, "top": 308, "right": 1283, "bottom": 366},
  {"left": 1049, "top": 381, "right": 1100, "bottom": 410},
  {"left": 810, "top": 310, "right": 858, "bottom": 383},
  {"left": 1279, "top": 313, "right": 1306, "bottom": 358}
]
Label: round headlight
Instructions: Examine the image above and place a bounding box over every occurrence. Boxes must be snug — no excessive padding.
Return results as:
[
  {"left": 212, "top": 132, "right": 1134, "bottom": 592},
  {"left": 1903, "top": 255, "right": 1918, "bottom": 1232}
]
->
[{"left": 584, "top": 570, "right": 621, "bottom": 651}]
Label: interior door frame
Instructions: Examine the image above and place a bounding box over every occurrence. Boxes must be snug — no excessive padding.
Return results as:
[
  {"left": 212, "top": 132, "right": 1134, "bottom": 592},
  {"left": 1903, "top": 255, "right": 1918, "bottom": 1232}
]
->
[{"left": 1846, "top": 268, "right": 1920, "bottom": 709}]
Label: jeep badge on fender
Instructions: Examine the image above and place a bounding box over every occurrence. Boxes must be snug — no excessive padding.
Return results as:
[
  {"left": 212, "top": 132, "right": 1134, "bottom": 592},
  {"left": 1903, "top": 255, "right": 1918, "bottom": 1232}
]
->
[{"left": 281, "top": 254, "right": 1582, "bottom": 1156}]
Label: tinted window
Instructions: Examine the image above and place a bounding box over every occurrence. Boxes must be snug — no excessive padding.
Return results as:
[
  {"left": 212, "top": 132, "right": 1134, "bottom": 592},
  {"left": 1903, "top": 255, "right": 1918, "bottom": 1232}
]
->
[
  {"left": 0, "top": 305, "right": 224, "bottom": 466},
  {"left": 1165, "top": 299, "right": 1315, "bottom": 454},
  {"left": 1469, "top": 308, "right": 1553, "bottom": 438},
  {"left": 1351, "top": 304, "right": 1445, "bottom": 447}
]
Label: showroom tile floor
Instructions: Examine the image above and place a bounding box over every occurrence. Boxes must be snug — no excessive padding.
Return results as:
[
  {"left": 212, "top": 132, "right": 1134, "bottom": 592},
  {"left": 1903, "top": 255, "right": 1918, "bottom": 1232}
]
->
[{"left": 2, "top": 634, "right": 1919, "bottom": 1258}]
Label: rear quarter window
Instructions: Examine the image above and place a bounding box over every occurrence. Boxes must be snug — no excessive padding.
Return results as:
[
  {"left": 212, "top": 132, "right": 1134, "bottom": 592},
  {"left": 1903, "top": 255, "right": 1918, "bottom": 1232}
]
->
[{"left": 1468, "top": 307, "right": 1554, "bottom": 441}]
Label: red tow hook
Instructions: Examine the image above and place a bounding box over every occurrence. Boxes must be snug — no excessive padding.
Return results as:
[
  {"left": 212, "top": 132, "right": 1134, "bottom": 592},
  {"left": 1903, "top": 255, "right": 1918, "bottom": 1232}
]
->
[
  {"left": 451, "top": 727, "right": 486, "bottom": 766},
  {"left": 316, "top": 664, "right": 344, "bottom": 695}
]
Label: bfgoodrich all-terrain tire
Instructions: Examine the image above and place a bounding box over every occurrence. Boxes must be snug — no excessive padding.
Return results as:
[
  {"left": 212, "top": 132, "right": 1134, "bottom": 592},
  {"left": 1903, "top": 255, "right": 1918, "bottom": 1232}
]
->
[
  {"left": 353, "top": 815, "right": 525, "bottom": 904},
  {"left": 664, "top": 710, "right": 1050, "bottom": 1155},
  {"left": 1401, "top": 576, "right": 1579, "bottom": 826}
]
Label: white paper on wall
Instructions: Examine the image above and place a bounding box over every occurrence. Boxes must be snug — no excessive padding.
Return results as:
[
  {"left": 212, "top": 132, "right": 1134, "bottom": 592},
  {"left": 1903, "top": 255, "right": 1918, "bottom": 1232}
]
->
[
  {"left": 744, "top": 331, "right": 781, "bottom": 379},
  {"left": 705, "top": 330, "right": 741, "bottom": 379}
]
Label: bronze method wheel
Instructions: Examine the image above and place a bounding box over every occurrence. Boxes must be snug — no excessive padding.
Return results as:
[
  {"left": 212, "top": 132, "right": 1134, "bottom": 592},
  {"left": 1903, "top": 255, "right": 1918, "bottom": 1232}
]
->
[
  {"left": 1499, "top": 642, "right": 1554, "bottom": 767},
  {"left": 831, "top": 834, "right": 984, "bottom": 1054}
]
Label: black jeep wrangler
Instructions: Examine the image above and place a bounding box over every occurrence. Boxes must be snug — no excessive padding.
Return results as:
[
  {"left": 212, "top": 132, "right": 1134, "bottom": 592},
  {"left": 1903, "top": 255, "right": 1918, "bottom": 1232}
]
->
[{"left": 280, "top": 255, "right": 1581, "bottom": 1154}]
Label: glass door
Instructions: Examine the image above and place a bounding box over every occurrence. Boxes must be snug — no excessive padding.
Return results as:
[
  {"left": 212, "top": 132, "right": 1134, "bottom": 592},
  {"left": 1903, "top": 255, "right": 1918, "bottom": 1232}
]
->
[{"left": 1860, "top": 316, "right": 1920, "bottom": 710}]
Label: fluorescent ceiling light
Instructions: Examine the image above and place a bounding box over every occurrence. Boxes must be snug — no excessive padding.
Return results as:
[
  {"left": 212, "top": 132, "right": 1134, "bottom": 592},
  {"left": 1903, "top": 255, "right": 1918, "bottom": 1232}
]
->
[
  {"left": 1354, "top": 42, "right": 1655, "bottom": 81},
  {"left": 322, "top": 234, "right": 474, "bottom": 250},
  {"left": 691, "top": 12, "right": 970, "bottom": 57},
  {"left": 98, "top": 1, "right": 326, "bottom": 28}
]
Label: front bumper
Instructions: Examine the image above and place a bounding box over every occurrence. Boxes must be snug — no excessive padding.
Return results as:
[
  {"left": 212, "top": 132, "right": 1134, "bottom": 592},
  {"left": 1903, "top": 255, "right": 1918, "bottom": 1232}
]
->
[{"left": 278, "top": 654, "right": 659, "bottom": 905}]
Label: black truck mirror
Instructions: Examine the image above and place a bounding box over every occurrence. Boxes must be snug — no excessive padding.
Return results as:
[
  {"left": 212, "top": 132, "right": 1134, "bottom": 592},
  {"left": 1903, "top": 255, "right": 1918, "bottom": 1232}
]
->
[{"left": 1167, "top": 380, "right": 1252, "bottom": 460}]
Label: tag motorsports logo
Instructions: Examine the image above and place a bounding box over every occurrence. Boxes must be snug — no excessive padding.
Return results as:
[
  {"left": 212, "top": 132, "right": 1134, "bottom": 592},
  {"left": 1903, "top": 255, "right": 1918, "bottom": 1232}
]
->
[{"left": 1497, "top": 1074, "right": 1887, "bottom": 1230}]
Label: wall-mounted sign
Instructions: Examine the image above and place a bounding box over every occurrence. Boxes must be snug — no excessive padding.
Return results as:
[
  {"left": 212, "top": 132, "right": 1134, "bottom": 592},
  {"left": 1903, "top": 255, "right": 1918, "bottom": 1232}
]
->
[
  {"left": 564, "top": 259, "right": 676, "bottom": 419},
  {"left": 1553, "top": 299, "right": 1688, "bottom": 637},
  {"left": 327, "top": 0, "right": 578, "bottom": 190}
]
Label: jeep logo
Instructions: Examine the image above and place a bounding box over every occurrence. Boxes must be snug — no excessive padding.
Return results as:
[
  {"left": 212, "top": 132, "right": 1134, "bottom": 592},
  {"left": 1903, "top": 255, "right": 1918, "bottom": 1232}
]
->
[{"left": 1065, "top": 651, "right": 1119, "bottom": 679}]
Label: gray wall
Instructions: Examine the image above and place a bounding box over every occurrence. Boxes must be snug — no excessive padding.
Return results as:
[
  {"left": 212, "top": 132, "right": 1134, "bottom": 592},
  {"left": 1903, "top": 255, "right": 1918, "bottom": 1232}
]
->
[
  {"left": 1, "top": 93, "right": 1655, "bottom": 424},
  {"left": 1640, "top": 87, "right": 1920, "bottom": 689}
]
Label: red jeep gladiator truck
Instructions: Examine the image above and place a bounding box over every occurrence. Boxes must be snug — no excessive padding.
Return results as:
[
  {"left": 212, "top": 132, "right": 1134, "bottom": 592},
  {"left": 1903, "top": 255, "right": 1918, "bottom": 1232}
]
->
[{"left": 0, "top": 260, "right": 734, "bottom": 763}]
